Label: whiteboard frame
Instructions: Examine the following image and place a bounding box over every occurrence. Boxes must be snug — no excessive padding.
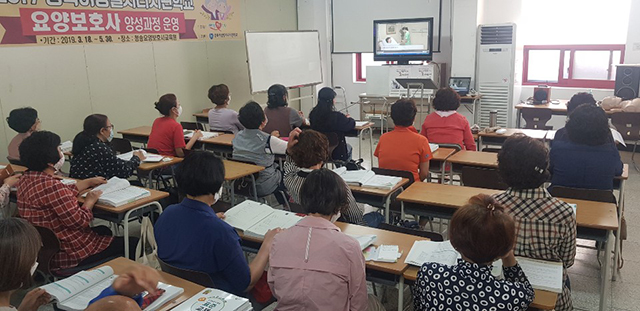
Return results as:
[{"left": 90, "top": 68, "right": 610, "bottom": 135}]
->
[{"left": 245, "top": 30, "right": 324, "bottom": 94}]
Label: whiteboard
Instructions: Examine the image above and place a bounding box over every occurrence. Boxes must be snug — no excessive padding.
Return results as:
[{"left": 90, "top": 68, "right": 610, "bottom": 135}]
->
[
  {"left": 245, "top": 31, "right": 323, "bottom": 94},
  {"left": 332, "top": 0, "right": 441, "bottom": 53}
]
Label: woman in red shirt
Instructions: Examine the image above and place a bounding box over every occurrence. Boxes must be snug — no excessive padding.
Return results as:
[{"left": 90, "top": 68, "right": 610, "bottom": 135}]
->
[
  {"left": 148, "top": 94, "right": 202, "bottom": 157},
  {"left": 421, "top": 88, "right": 476, "bottom": 151}
]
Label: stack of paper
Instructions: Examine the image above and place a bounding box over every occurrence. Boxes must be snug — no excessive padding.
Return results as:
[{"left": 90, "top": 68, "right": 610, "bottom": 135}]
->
[
  {"left": 173, "top": 288, "right": 251, "bottom": 311},
  {"left": 117, "top": 150, "right": 164, "bottom": 163},
  {"left": 84, "top": 177, "right": 150, "bottom": 207},
  {"left": 184, "top": 130, "right": 220, "bottom": 140},
  {"left": 333, "top": 167, "right": 402, "bottom": 190},
  {"left": 60, "top": 141, "right": 73, "bottom": 154},
  {"left": 363, "top": 245, "right": 402, "bottom": 263},
  {"left": 355, "top": 121, "right": 370, "bottom": 127},
  {"left": 404, "top": 240, "right": 460, "bottom": 267},
  {"left": 429, "top": 143, "right": 439, "bottom": 152},
  {"left": 347, "top": 234, "right": 377, "bottom": 251},
  {"left": 223, "top": 200, "right": 303, "bottom": 239}
]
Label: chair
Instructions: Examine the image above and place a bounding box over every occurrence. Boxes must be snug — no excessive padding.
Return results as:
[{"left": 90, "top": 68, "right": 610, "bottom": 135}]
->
[
  {"left": 324, "top": 132, "right": 340, "bottom": 162},
  {"left": 229, "top": 158, "right": 288, "bottom": 208},
  {"left": 521, "top": 109, "right": 553, "bottom": 130},
  {"left": 611, "top": 112, "right": 640, "bottom": 172},
  {"left": 35, "top": 226, "right": 117, "bottom": 280},
  {"left": 353, "top": 168, "right": 414, "bottom": 223},
  {"left": 181, "top": 122, "right": 205, "bottom": 131},
  {"left": 460, "top": 166, "right": 507, "bottom": 190},
  {"left": 378, "top": 223, "right": 444, "bottom": 241},
  {"left": 138, "top": 148, "right": 173, "bottom": 189},
  {"left": 158, "top": 258, "right": 215, "bottom": 287},
  {"left": 110, "top": 137, "right": 132, "bottom": 154},
  {"left": 429, "top": 143, "right": 462, "bottom": 183}
]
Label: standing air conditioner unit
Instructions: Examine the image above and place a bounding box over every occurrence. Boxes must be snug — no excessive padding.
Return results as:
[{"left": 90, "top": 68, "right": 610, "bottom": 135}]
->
[{"left": 475, "top": 23, "right": 517, "bottom": 128}]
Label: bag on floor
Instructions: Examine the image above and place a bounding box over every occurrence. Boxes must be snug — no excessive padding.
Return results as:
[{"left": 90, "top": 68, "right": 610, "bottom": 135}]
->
[{"left": 135, "top": 216, "right": 160, "bottom": 269}]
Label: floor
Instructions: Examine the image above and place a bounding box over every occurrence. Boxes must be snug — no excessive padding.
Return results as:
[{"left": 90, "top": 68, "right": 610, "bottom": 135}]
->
[{"left": 12, "top": 133, "right": 640, "bottom": 311}]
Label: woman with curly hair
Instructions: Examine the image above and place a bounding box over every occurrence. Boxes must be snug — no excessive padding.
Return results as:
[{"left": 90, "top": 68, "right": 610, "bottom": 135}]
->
[
  {"left": 421, "top": 87, "right": 476, "bottom": 150},
  {"left": 549, "top": 104, "right": 623, "bottom": 190}
]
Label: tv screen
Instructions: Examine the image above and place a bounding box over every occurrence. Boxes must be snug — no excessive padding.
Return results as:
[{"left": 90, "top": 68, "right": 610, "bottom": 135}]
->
[{"left": 374, "top": 18, "right": 434, "bottom": 63}]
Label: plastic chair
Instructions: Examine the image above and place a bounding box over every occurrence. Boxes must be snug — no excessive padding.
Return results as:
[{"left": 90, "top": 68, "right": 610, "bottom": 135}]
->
[
  {"left": 35, "top": 226, "right": 117, "bottom": 280},
  {"left": 181, "top": 122, "right": 205, "bottom": 131},
  {"left": 110, "top": 137, "right": 132, "bottom": 154},
  {"left": 158, "top": 258, "right": 215, "bottom": 287},
  {"left": 522, "top": 109, "right": 553, "bottom": 130},
  {"left": 611, "top": 112, "right": 640, "bottom": 172},
  {"left": 460, "top": 166, "right": 508, "bottom": 190}
]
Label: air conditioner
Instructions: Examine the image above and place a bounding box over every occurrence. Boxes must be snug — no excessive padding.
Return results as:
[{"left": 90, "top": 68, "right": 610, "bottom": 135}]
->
[{"left": 475, "top": 23, "right": 517, "bottom": 128}]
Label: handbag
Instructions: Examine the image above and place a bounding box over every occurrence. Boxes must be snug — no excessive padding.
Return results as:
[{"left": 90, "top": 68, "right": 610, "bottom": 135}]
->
[{"left": 135, "top": 216, "right": 161, "bottom": 269}]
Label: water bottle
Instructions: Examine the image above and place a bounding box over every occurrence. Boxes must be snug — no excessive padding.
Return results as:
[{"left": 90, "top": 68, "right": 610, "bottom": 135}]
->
[{"left": 489, "top": 110, "right": 498, "bottom": 127}]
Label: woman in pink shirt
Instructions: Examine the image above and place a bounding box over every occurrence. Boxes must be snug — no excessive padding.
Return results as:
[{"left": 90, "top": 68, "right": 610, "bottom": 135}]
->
[
  {"left": 268, "top": 169, "right": 384, "bottom": 311},
  {"left": 421, "top": 87, "right": 476, "bottom": 151}
]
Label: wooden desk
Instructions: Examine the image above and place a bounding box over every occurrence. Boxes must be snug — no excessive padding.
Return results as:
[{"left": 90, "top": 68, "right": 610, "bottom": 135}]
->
[
  {"left": 118, "top": 126, "right": 152, "bottom": 144},
  {"left": 402, "top": 266, "right": 558, "bottom": 310},
  {"left": 350, "top": 178, "right": 410, "bottom": 224},
  {"left": 193, "top": 112, "right": 209, "bottom": 127},
  {"left": 97, "top": 257, "right": 203, "bottom": 311},
  {"left": 477, "top": 128, "right": 548, "bottom": 150},
  {"left": 200, "top": 133, "right": 235, "bottom": 155},
  {"left": 446, "top": 150, "right": 498, "bottom": 168},
  {"left": 429, "top": 147, "right": 458, "bottom": 183},
  {"left": 514, "top": 100, "right": 616, "bottom": 128},
  {"left": 353, "top": 122, "right": 374, "bottom": 165},
  {"left": 2, "top": 163, "right": 28, "bottom": 172},
  {"left": 222, "top": 160, "right": 264, "bottom": 205}
]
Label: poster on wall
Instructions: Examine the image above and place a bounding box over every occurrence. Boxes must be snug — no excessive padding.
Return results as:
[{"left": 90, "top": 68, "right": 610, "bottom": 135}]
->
[{"left": 0, "top": 0, "right": 242, "bottom": 46}]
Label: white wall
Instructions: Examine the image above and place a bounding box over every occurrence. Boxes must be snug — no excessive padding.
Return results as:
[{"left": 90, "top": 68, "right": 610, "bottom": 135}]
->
[
  {"left": 625, "top": 0, "right": 640, "bottom": 64},
  {"left": 0, "top": 0, "right": 298, "bottom": 161},
  {"left": 451, "top": 0, "right": 478, "bottom": 81}
]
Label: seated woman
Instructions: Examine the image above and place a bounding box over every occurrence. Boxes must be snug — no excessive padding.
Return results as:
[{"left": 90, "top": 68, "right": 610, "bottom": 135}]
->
[
  {"left": 262, "top": 84, "right": 306, "bottom": 137},
  {"left": 148, "top": 94, "right": 202, "bottom": 157},
  {"left": 0, "top": 218, "right": 51, "bottom": 311},
  {"left": 550, "top": 104, "right": 623, "bottom": 190},
  {"left": 155, "top": 150, "right": 280, "bottom": 298},
  {"left": 233, "top": 101, "right": 299, "bottom": 204},
  {"left": 413, "top": 194, "right": 534, "bottom": 311},
  {"left": 494, "top": 134, "right": 576, "bottom": 311},
  {"left": 207, "top": 84, "right": 244, "bottom": 134},
  {"left": 553, "top": 92, "right": 598, "bottom": 142},
  {"left": 70, "top": 114, "right": 146, "bottom": 179},
  {"left": 6, "top": 107, "right": 40, "bottom": 162},
  {"left": 310, "top": 87, "right": 355, "bottom": 161},
  {"left": 268, "top": 168, "right": 384, "bottom": 311},
  {"left": 421, "top": 87, "right": 476, "bottom": 151},
  {"left": 375, "top": 99, "right": 433, "bottom": 182},
  {"left": 284, "top": 129, "right": 366, "bottom": 225},
  {"left": 17, "top": 131, "right": 138, "bottom": 270}
]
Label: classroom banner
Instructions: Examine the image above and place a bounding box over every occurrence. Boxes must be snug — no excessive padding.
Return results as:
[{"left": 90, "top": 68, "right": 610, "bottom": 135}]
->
[{"left": 0, "top": 0, "right": 242, "bottom": 46}]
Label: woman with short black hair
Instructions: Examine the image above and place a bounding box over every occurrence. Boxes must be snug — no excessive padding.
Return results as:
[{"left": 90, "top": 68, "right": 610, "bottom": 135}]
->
[
  {"left": 70, "top": 114, "right": 145, "bottom": 179},
  {"left": 310, "top": 87, "right": 356, "bottom": 161},
  {"left": 6, "top": 107, "right": 40, "bottom": 162},
  {"left": 421, "top": 87, "right": 476, "bottom": 150},
  {"left": 550, "top": 104, "right": 623, "bottom": 190},
  {"left": 262, "top": 84, "right": 307, "bottom": 137}
]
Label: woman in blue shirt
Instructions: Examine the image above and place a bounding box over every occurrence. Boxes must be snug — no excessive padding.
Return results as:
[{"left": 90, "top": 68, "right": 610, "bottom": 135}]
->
[
  {"left": 154, "top": 151, "right": 280, "bottom": 297},
  {"left": 550, "top": 104, "right": 623, "bottom": 190}
]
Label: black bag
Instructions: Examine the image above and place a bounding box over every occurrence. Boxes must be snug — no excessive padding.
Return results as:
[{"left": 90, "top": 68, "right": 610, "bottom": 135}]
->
[{"left": 335, "top": 158, "right": 366, "bottom": 171}]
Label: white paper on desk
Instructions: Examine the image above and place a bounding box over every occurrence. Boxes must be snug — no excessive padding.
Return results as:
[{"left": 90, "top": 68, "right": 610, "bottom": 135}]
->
[
  {"left": 405, "top": 240, "right": 460, "bottom": 267},
  {"left": 184, "top": 130, "right": 220, "bottom": 140},
  {"left": 223, "top": 200, "right": 274, "bottom": 232},
  {"left": 515, "top": 257, "right": 564, "bottom": 293},
  {"left": 355, "top": 121, "right": 369, "bottom": 127},
  {"left": 611, "top": 128, "right": 627, "bottom": 147},
  {"left": 429, "top": 143, "right": 439, "bottom": 152},
  {"left": 347, "top": 234, "right": 377, "bottom": 251},
  {"left": 60, "top": 141, "right": 73, "bottom": 153},
  {"left": 362, "top": 175, "right": 401, "bottom": 190},
  {"left": 245, "top": 209, "right": 302, "bottom": 239},
  {"left": 117, "top": 150, "right": 163, "bottom": 163},
  {"left": 365, "top": 245, "right": 401, "bottom": 262}
]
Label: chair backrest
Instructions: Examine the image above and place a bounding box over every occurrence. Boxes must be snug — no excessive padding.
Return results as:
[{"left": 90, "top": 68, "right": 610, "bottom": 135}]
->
[
  {"left": 288, "top": 202, "right": 307, "bottom": 214},
  {"left": 371, "top": 167, "right": 415, "bottom": 186},
  {"left": 324, "top": 132, "right": 340, "bottom": 160},
  {"left": 522, "top": 109, "right": 553, "bottom": 130},
  {"left": 378, "top": 223, "right": 444, "bottom": 241},
  {"left": 181, "top": 122, "right": 205, "bottom": 131},
  {"left": 158, "top": 258, "right": 215, "bottom": 287},
  {"left": 437, "top": 143, "right": 462, "bottom": 152},
  {"left": 143, "top": 148, "right": 160, "bottom": 154},
  {"left": 110, "top": 137, "right": 133, "bottom": 154},
  {"left": 461, "top": 166, "right": 508, "bottom": 190},
  {"left": 34, "top": 226, "right": 61, "bottom": 276},
  {"left": 549, "top": 186, "right": 616, "bottom": 204},
  {"left": 611, "top": 112, "right": 640, "bottom": 141}
]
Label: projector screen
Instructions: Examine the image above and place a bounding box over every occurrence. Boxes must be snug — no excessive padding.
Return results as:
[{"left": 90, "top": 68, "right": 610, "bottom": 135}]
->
[{"left": 332, "top": 0, "right": 441, "bottom": 53}]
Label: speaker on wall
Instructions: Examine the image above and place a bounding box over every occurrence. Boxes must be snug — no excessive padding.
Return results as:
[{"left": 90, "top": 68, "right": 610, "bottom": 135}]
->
[{"left": 615, "top": 65, "right": 640, "bottom": 100}]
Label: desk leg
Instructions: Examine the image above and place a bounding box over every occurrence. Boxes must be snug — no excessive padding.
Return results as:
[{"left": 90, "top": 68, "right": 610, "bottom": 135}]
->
[
  {"left": 230, "top": 180, "right": 236, "bottom": 207},
  {"left": 478, "top": 136, "right": 483, "bottom": 152},
  {"left": 369, "top": 127, "right": 374, "bottom": 167},
  {"left": 358, "top": 129, "right": 363, "bottom": 161},
  {"left": 397, "top": 275, "right": 404, "bottom": 311},
  {"left": 473, "top": 99, "right": 477, "bottom": 125},
  {"left": 613, "top": 178, "right": 626, "bottom": 280},
  {"left": 440, "top": 161, "right": 446, "bottom": 184},
  {"left": 600, "top": 231, "right": 612, "bottom": 311},
  {"left": 516, "top": 110, "right": 522, "bottom": 128},
  {"left": 400, "top": 201, "right": 405, "bottom": 222},
  {"left": 147, "top": 170, "right": 154, "bottom": 189},
  {"left": 251, "top": 174, "right": 258, "bottom": 201},
  {"left": 123, "top": 201, "right": 163, "bottom": 259},
  {"left": 384, "top": 194, "right": 391, "bottom": 224}
]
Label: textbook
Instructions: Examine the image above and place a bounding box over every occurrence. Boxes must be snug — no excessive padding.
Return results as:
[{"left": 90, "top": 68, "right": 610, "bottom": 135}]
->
[
  {"left": 363, "top": 245, "right": 402, "bottom": 263},
  {"left": 333, "top": 167, "right": 402, "bottom": 190},
  {"left": 223, "top": 200, "right": 303, "bottom": 239},
  {"left": 117, "top": 150, "right": 164, "bottom": 163},
  {"left": 184, "top": 130, "right": 220, "bottom": 140},
  {"left": 173, "top": 288, "right": 251, "bottom": 311},
  {"left": 40, "top": 266, "right": 184, "bottom": 311},
  {"left": 355, "top": 121, "right": 370, "bottom": 127},
  {"left": 84, "top": 177, "right": 150, "bottom": 207},
  {"left": 404, "top": 240, "right": 460, "bottom": 267},
  {"left": 347, "top": 234, "right": 377, "bottom": 250},
  {"left": 429, "top": 143, "right": 439, "bottom": 152},
  {"left": 492, "top": 257, "right": 564, "bottom": 293}
]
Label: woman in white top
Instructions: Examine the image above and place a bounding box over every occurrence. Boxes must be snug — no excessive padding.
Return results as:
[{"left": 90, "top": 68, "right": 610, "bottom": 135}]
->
[{"left": 207, "top": 84, "right": 244, "bottom": 134}]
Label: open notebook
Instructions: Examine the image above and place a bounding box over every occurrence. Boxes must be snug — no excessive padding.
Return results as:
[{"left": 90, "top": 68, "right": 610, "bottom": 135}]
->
[
  {"left": 117, "top": 150, "right": 164, "bottom": 163},
  {"left": 223, "top": 200, "right": 303, "bottom": 239},
  {"left": 347, "top": 234, "right": 377, "bottom": 251},
  {"left": 174, "top": 288, "right": 251, "bottom": 311},
  {"left": 83, "top": 177, "right": 150, "bottom": 207},
  {"left": 405, "top": 240, "right": 461, "bottom": 267},
  {"left": 492, "top": 257, "right": 564, "bottom": 293},
  {"left": 333, "top": 167, "right": 402, "bottom": 190},
  {"left": 40, "top": 266, "right": 184, "bottom": 311},
  {"left": 184, "top": 130, "right": 220, "bottom": 140}
]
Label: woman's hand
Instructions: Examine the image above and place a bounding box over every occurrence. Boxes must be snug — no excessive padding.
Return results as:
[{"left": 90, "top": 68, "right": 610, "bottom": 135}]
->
[
  {"left": 3, "top": 173, "right": 21, "bottom": 188},
  {"left": 17, "top": 288, "right": 51, "bottom": 311}
]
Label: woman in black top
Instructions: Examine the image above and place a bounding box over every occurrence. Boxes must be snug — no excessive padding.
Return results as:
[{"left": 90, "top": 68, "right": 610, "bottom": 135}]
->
[
  {"left": 309, "top": 87, "right": 355, "bottom": 161},
  {"left": 70, "top": 114, "right": 145, "bottom": 179}
]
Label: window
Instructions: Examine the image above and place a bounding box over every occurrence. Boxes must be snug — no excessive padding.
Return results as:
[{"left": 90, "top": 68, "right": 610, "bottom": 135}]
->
[
  {"left": 354, "top": 53, "right": 386, "bottom": 82},
  {"left": 522, "top": 45, "right": 625, "bottom": 89}
]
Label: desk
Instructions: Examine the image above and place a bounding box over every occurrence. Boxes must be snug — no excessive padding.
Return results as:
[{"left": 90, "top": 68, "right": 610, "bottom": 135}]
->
[
  {"left": 223, "top": 160, "right": 264, "bottom": 206},
  {"left": 430, "top": 147, "right": 458, "bottom": 183},
  {"left": 200, "top": 133, "right": 234, "bottom": 156},
  {"left": 97, "top": 257, "right": 203, "bottom": 311},
  {"left": 82, "top": 188, "right": 168, "bottom": 258},
  {"left": 397, "top": 182, "right": 618, "bottom": 311},
  {"left": 515, "top": 100, "right": 617, "bottom": 128},
  {"left": 402, "top": 266, "right": 558, "bottom": 310},
  {"left": 445, "top": 150, "right": 498, "bottom": 168},
  {"left": 138, "top": 157, "right": 183, "bottom": 189},
  {"left": 477, "top": 128, "right": 548, "bottom": 150},
  {"left": 460, "top": 95, "right": 482, "bottom": 124},
  {"left": 350, "top": 178, "right": 410, "bottom": 224},
  {"left": 118, "top": 126, "right": 152, "bottom": 144},
  {"left": 193, "top": 112, "right": 209, "bottom": 128},
  {"left": 353, "top": 122, "right": 374, "bottom": 165}
]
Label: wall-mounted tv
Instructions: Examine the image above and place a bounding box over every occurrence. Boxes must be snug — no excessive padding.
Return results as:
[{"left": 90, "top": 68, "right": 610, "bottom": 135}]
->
[{"left": 374, "top": 17, "right": 434, "bottom": 64}]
